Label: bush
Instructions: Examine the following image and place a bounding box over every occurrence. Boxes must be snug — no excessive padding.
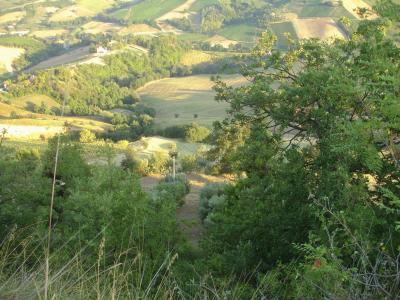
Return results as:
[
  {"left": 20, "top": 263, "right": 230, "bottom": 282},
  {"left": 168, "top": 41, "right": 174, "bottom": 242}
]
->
[
  {"left": 180, "top": 154, "right": 198, "bottom": 172},
  {"left": 199, "top": 183, "right": 226, "bottom": 223},
  {"left": 9, "top": 111, "right": 19, "bottom": 118},
  {"left": 79, "top": 129, "right": 96, "bottom": 143},
  {"left": 161, "top": 123, "right": 211, "bottom": 143},
  {"left": 148, "top": 152, "right": 171, "bottom": 174},
  {"left": 184, "top": 123, "right": 210, "bottom": 143},
  {"left": 154, "top": 174, "right": 190, "bottom": 206},
  {"left": 121, "top": 148, "right": 149, "bottom": 176},
  {"left": 117, "top": 140, "right": 130, "bottom": 148},
  {"left": 162, "top": 125, "right": 186, "bottom": 139}
]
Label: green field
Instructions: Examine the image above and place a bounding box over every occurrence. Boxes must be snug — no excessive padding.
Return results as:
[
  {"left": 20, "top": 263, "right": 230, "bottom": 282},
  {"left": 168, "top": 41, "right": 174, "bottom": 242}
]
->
[
  {"left": 270, "top": 22, "right": 298, "bottom": 49},
  {"left": 299, "top": 5, "right": 355, "bottom": 19},
  {"left": 11, "top": 94, "right": 61, "bottom": 110},
  {"left": 217, "top": 23, "right": 259, "bottom": 43},
  {"left": 178, "top": 32, "right": 210, "bottom": 42},
  {"left": 190, "top": 0, "right": 220, "bottom": 12},
  {"left": 76, "top": 0, "right": 116, "bottom": 13},
  {"left": 110, "top": 0, "right": 186, "bottom": 22},
  {"left": 0, "top": 97, "right": 111, "bottom": 134},
  {"left": 138, "top": 75, "right": 246, "bottom": 129},
  {"left": 135, "top": 136, "right": 204, "bottom": 159}
]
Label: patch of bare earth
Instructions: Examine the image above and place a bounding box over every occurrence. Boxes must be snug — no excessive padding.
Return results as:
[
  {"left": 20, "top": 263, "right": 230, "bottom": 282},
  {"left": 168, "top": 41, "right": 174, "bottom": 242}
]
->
[{"left": 207, "top": 35, "right": 238, "bottom": 48}]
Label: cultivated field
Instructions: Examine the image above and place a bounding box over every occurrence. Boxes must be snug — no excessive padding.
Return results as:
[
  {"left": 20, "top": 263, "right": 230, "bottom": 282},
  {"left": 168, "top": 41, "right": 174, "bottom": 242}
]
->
[
  {"left": 180, "top": 50, "right": 214, "bottom": 66},
  {"left": 82, "top": 21, "right": 122, "bottom": 34},
  {"left": 0, "top": 11, "right": 26, "bottom": 24},
  {"left": 0, "top": 99, "right": 110, "bottom": 136},
  {"left": 0, "top": 123, "right": 64, "bottom": 139},
  {"left": 157, "top": 0, "right": 197, "bottom": 21},
  {"left": 76, "top": 0, "right": 116, "bottom": 13},
  {"left": 49, "top": 5, "right": 94, "bottom": 22},
  {"left": 30, "top": 29, "right": 68, "bottom": 39},
  {"left": 218, "top": 23, "right": 259, "bottom": 43},
  {"left": 138, "top": 75, "right": 246, "bottom": 128},
  {"left": 118, "top": 24, "right": 160, "bottom": 35},
  {"left": 26, "top": 46, "right": 91, "bottom": 72},
  {"left": 110, "top": 0, "right": 187, "bottom": 23},
  {"left": 342, "top": 0, "right": 378, "bottom": 19},
  {"left": 292, "top": 17, "right": 346, "bottom": 40},
  {"left": 0, "top": 46, "right": 25, "bottom": 73}
]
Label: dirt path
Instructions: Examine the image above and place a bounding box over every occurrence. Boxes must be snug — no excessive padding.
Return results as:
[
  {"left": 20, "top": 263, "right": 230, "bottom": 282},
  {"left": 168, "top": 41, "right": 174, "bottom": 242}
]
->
[
  {"left": 141, "top": 173, "right": 228, "bottom": 247},
  {"left": 177, "top": 173, "right": 227, "bottom": 246}
]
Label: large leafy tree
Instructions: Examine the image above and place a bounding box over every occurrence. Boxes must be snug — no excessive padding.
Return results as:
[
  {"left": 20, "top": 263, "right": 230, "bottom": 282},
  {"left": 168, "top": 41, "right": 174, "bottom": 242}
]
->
[{"left": 204, "top": 1, "right": 400, "bottom": 295}]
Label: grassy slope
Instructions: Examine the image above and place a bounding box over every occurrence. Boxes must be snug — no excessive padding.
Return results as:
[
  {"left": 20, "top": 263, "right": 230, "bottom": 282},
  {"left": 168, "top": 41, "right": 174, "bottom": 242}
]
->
[
  {"left": 11, "top": 94, "right": 61, "bottom": 110},
  {"left": 270, "top": 22, "right": 297, "bottom": 48},
  {"left": 218, "top": 23, "right": 259, "bottom": 43},
  {"left": 76, "top": 0, "right": 116, "bottom": 13},
  {"left": 0, "top": 96, "right": 110, "bottom": 133},
  {"left": 138, "top": 74, "right": 246, "bottom": 129},
  {"left": 110, "top": 0, "right": 187, "bottom": 22}
]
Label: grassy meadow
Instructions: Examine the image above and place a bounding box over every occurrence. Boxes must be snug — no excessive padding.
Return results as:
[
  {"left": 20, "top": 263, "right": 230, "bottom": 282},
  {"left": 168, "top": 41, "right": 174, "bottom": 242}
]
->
[
  {"left": 110, "top": 0, "right": 187, "bottom": 22},
  {"left": 138, "top": 75, "right": 246, "bottom": 129},
  {"left": 218, "top": 23, "right": 259, "bottom": 43}
]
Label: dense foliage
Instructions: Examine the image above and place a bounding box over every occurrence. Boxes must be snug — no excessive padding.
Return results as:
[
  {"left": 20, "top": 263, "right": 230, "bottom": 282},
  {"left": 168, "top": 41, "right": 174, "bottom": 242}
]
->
[
  {"left": 162, "top": 123, "right": 211, "bottom": 143},
  {"left": 1, "top": 1, "right": 399, "bottom": 298},
  {"left": 6, "top": 36, "right": 188, "bottom": 115},
  {"left": 204, "top": 3, "right": 400, "bottom": 297},
  {"left": 0, "top": 137, "right": 185, "bottom": 274}
]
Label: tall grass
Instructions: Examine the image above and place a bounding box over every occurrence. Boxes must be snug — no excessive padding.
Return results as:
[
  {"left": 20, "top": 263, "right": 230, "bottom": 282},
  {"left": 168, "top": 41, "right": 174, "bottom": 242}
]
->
[{"left": 0, "top": 228, "right": 257, "bottom": 299}]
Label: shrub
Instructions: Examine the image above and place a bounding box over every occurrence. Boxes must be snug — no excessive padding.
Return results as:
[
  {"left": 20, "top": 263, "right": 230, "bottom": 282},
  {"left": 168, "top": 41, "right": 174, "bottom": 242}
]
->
[
  {"left": 154, "top": 174, "right": 190, "bottom": 206},
  {"left": 117, "top": 140, "right": 130, "bottom": 148},
  {"left": 199, "top": 183, "right": 226, "bottom": 223},
  {"left": 180, "top": 154, "right": 198, "bottom": 172},
  {"left": 184, "top": 123, "right": 210, "bottom": 143},
  {"left": 121, "top": 148, "right": 149, "bottom": 176},
  {"left": 9, "top": 111, "right": 19, "bottom": 118},
  {"left": 163, "top": 125, "right": 186, "bottom": 139},
  {"left": 161, "top": 123, "right": 211, "bottom": 142},
  {"left": 148, "top": 152, "right": 171, "bottom": 174},
  {"left": 79, "top": 129, "right": 96, "bottom": 143}
]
